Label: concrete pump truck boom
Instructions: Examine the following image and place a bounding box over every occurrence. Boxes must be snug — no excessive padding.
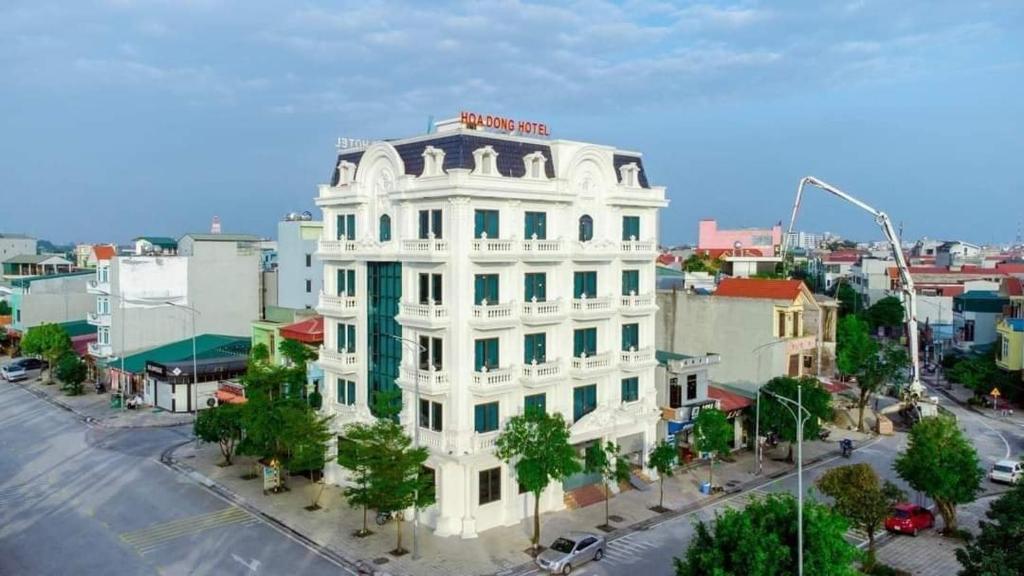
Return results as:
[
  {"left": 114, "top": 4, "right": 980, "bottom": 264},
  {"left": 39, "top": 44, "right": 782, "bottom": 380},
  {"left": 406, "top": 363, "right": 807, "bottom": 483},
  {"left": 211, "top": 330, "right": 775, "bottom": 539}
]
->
[{"left": 784, "top": 176, "right": 935, "bottom": 417}]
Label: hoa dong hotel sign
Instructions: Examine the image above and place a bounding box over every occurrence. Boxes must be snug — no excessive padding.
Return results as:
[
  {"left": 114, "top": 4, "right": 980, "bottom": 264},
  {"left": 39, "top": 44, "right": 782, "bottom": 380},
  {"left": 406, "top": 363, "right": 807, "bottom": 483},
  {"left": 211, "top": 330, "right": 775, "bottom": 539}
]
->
[{"left": 459, "top": 111, "right": 551, "bottom": 137}]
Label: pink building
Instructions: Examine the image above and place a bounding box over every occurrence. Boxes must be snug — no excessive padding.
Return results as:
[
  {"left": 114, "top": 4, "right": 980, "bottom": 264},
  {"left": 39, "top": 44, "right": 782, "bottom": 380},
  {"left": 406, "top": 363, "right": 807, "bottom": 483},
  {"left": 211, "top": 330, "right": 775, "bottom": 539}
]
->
[{"left": 697, "top": 219, "right": 782, "bottom": 256}]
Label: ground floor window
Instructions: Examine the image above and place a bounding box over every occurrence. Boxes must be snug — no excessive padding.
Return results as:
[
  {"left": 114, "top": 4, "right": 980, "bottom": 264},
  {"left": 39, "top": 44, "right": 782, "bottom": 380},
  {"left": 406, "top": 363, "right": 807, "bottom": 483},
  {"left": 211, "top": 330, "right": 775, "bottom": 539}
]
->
[{"left": 479, "top": 467, "right": 501, "bottom": 505}]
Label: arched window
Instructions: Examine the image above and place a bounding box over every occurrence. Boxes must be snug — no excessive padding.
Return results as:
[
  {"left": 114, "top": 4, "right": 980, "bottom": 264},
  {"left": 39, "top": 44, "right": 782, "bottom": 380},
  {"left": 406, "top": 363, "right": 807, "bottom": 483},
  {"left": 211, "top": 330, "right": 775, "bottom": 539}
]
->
[
  {"left": 578, "top": 215, "right": 594, "bottom": 242},
  {"left": 379, "top": 214, "right": 392, "bottom": 242}
]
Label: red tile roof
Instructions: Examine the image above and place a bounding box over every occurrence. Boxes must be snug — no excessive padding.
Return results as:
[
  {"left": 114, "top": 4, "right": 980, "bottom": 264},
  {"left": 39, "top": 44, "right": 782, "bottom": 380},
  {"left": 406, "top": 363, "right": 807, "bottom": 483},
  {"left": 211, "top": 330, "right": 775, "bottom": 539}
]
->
[
  {"left": 1005, "top": 277, "right": 1024, "bottom": 297},
  {"left": 279, "top": 316, "right": 324, "bottom": 344},
  {"left": 824, "top": 250, "right": 862, "bottom": 263},
  {"left": 997, "top": 263, "right": 1024, "bottom": 274},
  {"left": 715, "top": 278, "right": 804, "bottom": 301},
  {"left": 92, "top": 245, "right": 116, "bottom": 261},
  {"left": 708, "top": 385, "right": 753, "bottom": 413}
]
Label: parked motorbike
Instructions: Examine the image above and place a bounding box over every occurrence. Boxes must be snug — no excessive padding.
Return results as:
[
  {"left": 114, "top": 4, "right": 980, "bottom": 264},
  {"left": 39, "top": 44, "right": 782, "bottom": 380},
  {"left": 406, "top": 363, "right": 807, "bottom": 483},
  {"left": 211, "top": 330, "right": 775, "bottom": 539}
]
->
[
  {"left": 840, "top": 439, "right": 853, "bottom": 458},
  {"left": 94, "top": 381, "right": 106, "bottom": 394},
  {"left": 375, "top": 511, "right": 393, "bottom": 526},
  {"left": 818, "top": 429, "right": 831, "bottom": 441}
]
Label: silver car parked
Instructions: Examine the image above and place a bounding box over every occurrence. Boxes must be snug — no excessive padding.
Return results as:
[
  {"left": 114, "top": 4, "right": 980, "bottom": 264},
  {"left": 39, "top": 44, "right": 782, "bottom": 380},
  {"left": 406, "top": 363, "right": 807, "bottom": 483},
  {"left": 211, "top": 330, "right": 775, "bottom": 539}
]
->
[{"left": 535, "top": 531, "right": 605, "bottom": 574}]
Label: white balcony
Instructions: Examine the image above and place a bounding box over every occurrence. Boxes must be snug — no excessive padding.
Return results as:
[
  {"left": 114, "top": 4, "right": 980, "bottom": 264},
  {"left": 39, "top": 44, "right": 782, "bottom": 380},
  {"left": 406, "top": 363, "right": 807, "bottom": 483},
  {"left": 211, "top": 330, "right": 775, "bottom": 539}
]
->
[
  {"left": 418, "top": 428, "right": 454, "bottom": 454},
  {"left": 571, "top": 295, "right": 614, "bottom": 318},
  {"left": 401, "top": 238, "right": 449, "bottom": 259},
  {"left": 470, "top": 301, "right": 517, "bottom": 328},
  {"left": 469, "top": 366, "right": 517, "bottom": 396},
  {"left": 620, "top": 347, "right": 656, "bottom": 371},
  {"left": 521, "top": 299, "right": 565, "bottom": 325},
  {"left": 318, "top": 239, "right": 358, "bottom": 259},
  {"left": 469, "top": 237, "right": 517, "bottom": 260},
  {"left": 619, "top": 293, "right": 656, "bottom": 316},
  {"left": 399, "top": 366, "right": 451, "bottom": 396},
  {"left": 570, "top": 351, "right": 613, "bottom": 376},
  {"left": 318, "top": 347, "right": 359, "bottom": 374},
  {"left": 570, "top": 239, "right": 618, "bottom": 261},
  {"left": 620, "top": 239, "right": 657, "bottom": 260},
  {"left": 88, "top": 341, "right": 113, "bottom": 358},
  {"left": 87, "top": 312, "right": 111, "bottom": 327},
  {"left": 470, "top": 431, "right": 499, "bottom": 452},
  {"left": 520, "top": 360, "right": 563, "bottom": 387},
  {"left": 397, "top": 302, "right": 449, "bottom": 327},
  {"left": 87, "top": 279, "right": 110, "bottom": 295},
  {"left": 521, "top": 238, "right": 565, "bottom": 261},
  {"left": 318, "top": 293, "right": 358, "bottom": 317}
]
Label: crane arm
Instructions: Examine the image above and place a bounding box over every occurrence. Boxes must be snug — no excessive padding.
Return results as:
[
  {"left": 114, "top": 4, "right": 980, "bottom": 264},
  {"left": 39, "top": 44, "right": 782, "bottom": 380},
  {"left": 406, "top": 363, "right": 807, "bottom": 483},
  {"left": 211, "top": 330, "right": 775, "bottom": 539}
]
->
[{"left": 786, "top": 176, "right": 923, "bottom": 397}]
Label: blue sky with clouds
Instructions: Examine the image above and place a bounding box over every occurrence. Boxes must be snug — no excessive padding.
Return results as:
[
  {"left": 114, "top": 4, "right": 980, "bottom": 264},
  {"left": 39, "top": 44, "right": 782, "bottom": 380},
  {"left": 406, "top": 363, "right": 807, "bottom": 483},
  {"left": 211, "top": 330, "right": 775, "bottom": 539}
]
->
[{"left": 1, "top": 0, "right": 1021, "bottom": 245}]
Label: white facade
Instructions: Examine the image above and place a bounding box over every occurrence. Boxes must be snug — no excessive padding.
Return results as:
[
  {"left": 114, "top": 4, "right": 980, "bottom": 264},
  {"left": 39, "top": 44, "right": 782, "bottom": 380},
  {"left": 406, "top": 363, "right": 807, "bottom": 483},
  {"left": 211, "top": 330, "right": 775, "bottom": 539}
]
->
[
  {"left": 316, "top": 127, "right": 666, "bottom": 538},
  {"left": 850, "top": 257, "right": 895, "bottom": 306},
  {"left": 91, "top": 235, "right": 260, "bottom": 362},
  {"left": 276, "top": 219, "right": 323, "bottom": 310}
]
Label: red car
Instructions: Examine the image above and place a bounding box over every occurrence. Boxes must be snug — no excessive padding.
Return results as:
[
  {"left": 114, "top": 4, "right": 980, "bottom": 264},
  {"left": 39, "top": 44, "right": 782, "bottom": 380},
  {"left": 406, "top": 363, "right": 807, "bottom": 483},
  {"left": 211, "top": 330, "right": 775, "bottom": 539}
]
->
[{"left": 885, "top": 503, "right": 935, "bottom": 536}]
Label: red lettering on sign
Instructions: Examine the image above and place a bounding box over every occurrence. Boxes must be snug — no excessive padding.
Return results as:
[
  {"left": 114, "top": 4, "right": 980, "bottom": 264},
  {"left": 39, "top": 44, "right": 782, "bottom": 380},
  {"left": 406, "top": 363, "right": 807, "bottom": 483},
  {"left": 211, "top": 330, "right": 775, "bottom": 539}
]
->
[{"left": 458, "top": 111, "right": 550, "bottom": 137}]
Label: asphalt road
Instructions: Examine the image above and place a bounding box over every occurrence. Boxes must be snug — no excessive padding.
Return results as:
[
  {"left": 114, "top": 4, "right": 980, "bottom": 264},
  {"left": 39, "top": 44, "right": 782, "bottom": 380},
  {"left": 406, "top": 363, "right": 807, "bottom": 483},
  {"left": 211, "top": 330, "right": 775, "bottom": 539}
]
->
[
  {"left": 0, "top": 379, "right": 351, "bottom": 576},
  {"left": 518, "top": 380, "right": 1024, "bottom": 576}
]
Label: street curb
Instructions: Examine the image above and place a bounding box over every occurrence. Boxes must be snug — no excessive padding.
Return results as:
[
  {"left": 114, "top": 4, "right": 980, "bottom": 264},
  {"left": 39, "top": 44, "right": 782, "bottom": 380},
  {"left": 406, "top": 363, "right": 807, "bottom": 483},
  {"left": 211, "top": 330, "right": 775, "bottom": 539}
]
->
[
  {"left": 14, "top": 380, "right": 192, "bottom": 430},
  {"left": 496, "top": 436, "right": 880, "bottom": 576},
  {"left": 159, "top": 442, "right": 374, "bottom": 576}
]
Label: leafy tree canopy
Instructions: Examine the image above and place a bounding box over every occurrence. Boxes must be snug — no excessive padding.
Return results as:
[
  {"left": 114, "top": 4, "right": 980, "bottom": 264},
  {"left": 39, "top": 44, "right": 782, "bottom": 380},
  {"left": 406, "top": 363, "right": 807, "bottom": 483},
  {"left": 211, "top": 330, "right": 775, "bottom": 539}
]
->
[
  {"left": 956, "top": 484, "right": 1024, "bottom": 576},
  {"left": 55, "top": 352, "right": 87, "bottom": 395},
  {"left": 194, "top": 403, "right": 245, "bottom": 465},
  {"left": 693, "top": 408, "right": 732, "bottom": 458},
  {"left": 683, "top": 253, "right": 721, "bottom": 274},
  {"left": 674, "top": 493, "right": 860, "bottom": 576},
  {"left": 893, "top": 416, "right": 983, "bottom": 532},
  {"left": 865, "top": 296, "right": 906, "bottom": 330},
  {"left": 816, "top": 463, "right": 905, "bottom": 561},
  {"left": 758, "top": 377, "right": 833, "bottom": 460},
  {"left": 20, "top": 323, "right": 71, "bottom": 383}
]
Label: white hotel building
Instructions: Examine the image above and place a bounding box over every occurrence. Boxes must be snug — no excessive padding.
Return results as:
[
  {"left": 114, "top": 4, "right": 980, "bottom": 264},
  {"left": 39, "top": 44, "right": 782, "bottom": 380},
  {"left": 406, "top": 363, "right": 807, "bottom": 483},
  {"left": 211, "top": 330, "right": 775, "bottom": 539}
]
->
[{"left": 316, "top": 120, "right": 667, "bottom": 538}]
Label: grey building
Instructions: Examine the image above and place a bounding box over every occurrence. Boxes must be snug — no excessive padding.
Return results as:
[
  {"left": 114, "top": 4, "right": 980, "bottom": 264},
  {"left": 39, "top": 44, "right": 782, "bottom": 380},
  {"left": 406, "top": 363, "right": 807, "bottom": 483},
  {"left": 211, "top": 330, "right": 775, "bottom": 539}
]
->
[
  {"left": 275, "top": 216, "right": 322, "bottom": 310},
  {"left": 0, "top": 234, "right": 37, "bottom": 262}
]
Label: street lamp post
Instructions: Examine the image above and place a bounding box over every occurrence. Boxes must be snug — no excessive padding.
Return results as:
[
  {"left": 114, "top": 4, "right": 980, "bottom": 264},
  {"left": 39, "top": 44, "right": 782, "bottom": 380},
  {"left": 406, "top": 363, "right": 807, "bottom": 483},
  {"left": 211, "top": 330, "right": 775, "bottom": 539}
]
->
[
  {"left": 382, "top": 332, "right": 427, "bottom": 561},
  {"left": 762, "top": 385, "right": 812, "bottom": 576},
  {"left": 165, "top": 301, "right": 200, "bottom": 447},
  {"left": 751, "top": 338, "right": 789, "bottom": 476}
]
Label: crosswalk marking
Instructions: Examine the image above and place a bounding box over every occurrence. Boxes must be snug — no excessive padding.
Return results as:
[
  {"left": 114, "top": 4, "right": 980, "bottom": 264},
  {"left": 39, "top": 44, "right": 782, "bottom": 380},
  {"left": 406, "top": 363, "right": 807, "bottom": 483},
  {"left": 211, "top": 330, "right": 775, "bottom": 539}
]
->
[
  {"left": 600, "top": 533, "right": 660, "bottom": 565},
  {"left": 119, "top": 506, "right": 256, "bottom": 554},
  {"left": 0, "top": 484, "right": 38, "bottom": 509}
]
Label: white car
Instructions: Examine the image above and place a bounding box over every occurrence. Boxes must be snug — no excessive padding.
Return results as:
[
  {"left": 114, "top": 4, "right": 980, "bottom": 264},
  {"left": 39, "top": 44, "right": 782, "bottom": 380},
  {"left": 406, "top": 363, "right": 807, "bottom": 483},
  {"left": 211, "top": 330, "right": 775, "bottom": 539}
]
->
[{"left": 989, "top": 460, "right": 1023, "bottom": 484}]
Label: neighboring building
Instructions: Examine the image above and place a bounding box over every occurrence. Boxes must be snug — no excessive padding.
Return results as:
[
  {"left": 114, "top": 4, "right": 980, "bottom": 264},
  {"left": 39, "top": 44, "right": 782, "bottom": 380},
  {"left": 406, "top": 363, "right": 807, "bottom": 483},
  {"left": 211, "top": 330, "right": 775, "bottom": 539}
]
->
[
  {"left": 655, "top": 350, "right": 747, "bottom": 449},
  {"left": 85, "top": 244, "right": 117, "bottom": 269},
  {"left": 251, "top": 306, "right": 319, "bottom": 364},
  {"left": 996, "top": 278, "right": 1024, "bottom": 373},
  {"left": 133, "top": 236, "right": 178, "bottom": 255},
  {"left": 6, "top": 271, "right": 94, "bottom": 336},
  {"left": 953, "top": 291, "right": 1009, "bottom": 352},
  {"left": 58, "top": 319, "right": 98, "bottom": 357},
  {"left": 93, "top": 234, "right": 261, "bottom": 392},
  {"left": 697, "top": 219, "right": 782, "bottom": 256},
  {"left": 657, "top": 278, "right": 837, "bottom": 393},
  {"left": 936, "top": 241, "right": 983, "bottom": 269},
  {"left": 785, "top": 231, "right": 826, "bottom": 251},
  {"left": 0, "top": 234, "right": 37, "bottom": 262},
  {"left": 3, "top": 254, "right": 75, "bottom": 278},
  {"left": 259, "top": 239, "right": 278, "bottom": 271},
  {"left": 105, "top": 335, "right": 250, "bottom": 411},
  {"left": 809, "top": 250, "right": 861, "bottom": 292},
  {"left": 850, "top": 257, "right": 897, "bottom": 306},
  {"left": 316, "top": 123, "right": 666, "bottom": 537},
  {"left": 277, "top": 215, "right": 324, "bottom": 310}
]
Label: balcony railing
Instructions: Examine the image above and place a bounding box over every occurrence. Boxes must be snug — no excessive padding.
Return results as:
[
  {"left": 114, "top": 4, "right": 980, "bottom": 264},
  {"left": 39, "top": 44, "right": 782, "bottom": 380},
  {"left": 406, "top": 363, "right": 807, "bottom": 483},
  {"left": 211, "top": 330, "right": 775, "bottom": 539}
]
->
[
  {"left": 471, "top": 302, "right": 516, "bottom": 325},
  {"left": 521, "top": 238, "right": 565, "bottom": 259},
  {"left": 470, "top": 431, "right": 499, "bottom": 452},
  {"left": 398, "top": 302, "right": 449, "bottom": 323},
  {"left": 620, "top": 347, "right": 655, "bottom": 370},
  {"left": 521, "top": 360, "right": 562, "bottom": 385},
  {"left": 318, "top": 347, "right": 359, "bottom": 373},
  {"left": 620, "top": 239, "right": 657, "bottom": 258},
  {"left": 401, "top": 238, "right": 449, "bottom": 256},
  {"left": 620, "top": 293, "right": 655, "bottom": 314},
  {"left": 471, "top": 367, "right": 516, "bottom": 390},
  {"left": 87, "top": 312, "right": 111, "bottom": 327},
  {"left": 521, "top": 299, "right": 564, "bottom": 323},
  {"left": 400, "top": 366, "right": 451, "bottom": 395},
  {"left": 318, "top": 293, "right": 358, "bottom": 316},
  {"left": 571, "top": 296, "right": 614, "bottom": 316},
  {"left": 87, "top": 279, "right": 110, "bottom": 294},
  {"left": 470, "top": 237, "right": 516, "bottom": 258},
  {"left": 571, "top": 351, "right": 613, "bottom": 374},
  {"left": 318, "top": 239, "right": 357, "bottom": 257},
  {"left": 88, "top": 341, "right": 113, "bottom": 358}
]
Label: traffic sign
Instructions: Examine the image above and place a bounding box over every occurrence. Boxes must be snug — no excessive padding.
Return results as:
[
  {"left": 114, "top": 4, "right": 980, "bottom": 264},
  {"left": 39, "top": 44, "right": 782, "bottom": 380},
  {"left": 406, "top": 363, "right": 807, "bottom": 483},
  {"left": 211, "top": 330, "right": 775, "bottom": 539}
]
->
[{"left": 991, "top": 387, "right": 1001, "bottom": 397}]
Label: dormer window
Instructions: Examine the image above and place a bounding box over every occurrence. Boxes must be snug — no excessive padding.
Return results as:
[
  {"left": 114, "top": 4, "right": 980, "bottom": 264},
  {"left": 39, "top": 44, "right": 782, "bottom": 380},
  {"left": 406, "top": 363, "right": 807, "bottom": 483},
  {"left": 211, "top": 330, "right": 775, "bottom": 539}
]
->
[
  {"left": 472, "top": 146, "right": 499, "bottom": 176},
  {"left": 619, "top": 162, "right": 641, "bottom": 188},
  {"left": 336, "top": 160, "right": 357, "bottom": 186},
  {"left": 522, "top": 151, "right": 547, "bottom": 180},
  {"left": 421, "top": 146, "right": 446, "bottom": 177}
]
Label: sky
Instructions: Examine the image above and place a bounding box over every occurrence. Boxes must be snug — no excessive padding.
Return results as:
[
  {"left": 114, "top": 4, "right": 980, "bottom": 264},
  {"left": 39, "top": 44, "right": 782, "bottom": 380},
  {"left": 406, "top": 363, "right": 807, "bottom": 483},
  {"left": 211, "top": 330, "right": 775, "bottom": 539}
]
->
[{"left": 1, "top": 0, "right": 1022, "bottom": 247}]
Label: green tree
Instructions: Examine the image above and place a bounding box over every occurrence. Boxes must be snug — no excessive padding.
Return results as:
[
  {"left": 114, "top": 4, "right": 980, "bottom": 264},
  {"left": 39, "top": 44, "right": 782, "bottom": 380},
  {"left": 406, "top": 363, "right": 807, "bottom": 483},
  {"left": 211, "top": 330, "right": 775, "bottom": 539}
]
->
[
  {"left": 20, "top": 323, "right": 71, "bottom": 384},
  {"left": 495, "top": 410, "right": 581, "bottom": 551},
  {"left": 693, "top": 408, "right": 732, "bottom": 488},
  {"left": 250, "top": 342, "right": 270, "bottom": 364},
  {"left": 674, "top": 493, "right": 860, "bottom": 576},
  {"left": 893, "top": 416, "right": 983, "bottom": 532},
  {"left": 284, "top": 406, "right": 333, "bottom": 508},
  {"left": 866, "top": 296, "right": 906, "bottom": 333},
  {"left": 649, "top": 440, "right": 677, "bottom": 512},
  {"left": 758, "top": 376, "right": 833, "bottom": 462},
  {"left": 816, "top": 463, "right": 905, "bottom": 565},
  {"left": 833, "top": 282, "right": 862, "bottom": 316},
  {"left": 278, "top": 338, "right": 316, "bottom": 400},
  {"left": 371, "top": 387, "right": 403, "bottom": 420},
  {"left": 55, "top": 352, "right": 87, "bottom": 396},
  {"left": 956, "top": 484, "right": 1024, "bottom": 576},
  {"left": 683, "top": 253, "right": 720, "bottom": 273},
  {"left": 337, "top": 422, "right": 378, "bottom": 536},
  {"left": 584, "top": 441, "right": 631, "bottom": 529},
  {"left": 366, "top": 419, "right": 433, "bottom": 555},
  {"left": 194, "top": 403, "right": 245, "bottom": 465}
]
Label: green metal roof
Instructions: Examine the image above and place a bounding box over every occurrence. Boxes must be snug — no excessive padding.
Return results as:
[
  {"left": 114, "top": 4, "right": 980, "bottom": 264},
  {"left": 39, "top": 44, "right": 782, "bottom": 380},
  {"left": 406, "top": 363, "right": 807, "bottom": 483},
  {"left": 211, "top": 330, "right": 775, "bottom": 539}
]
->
[
  {"left": 103, "top": 334, "right": 251, "bottom": 374},
  {"left": 656, "top": 266, "right": 684, "bottom": 278},
  {"left": 10, "top": 270, "right": 93, "bottom": 288},
  {"left": 57, "top": 320, "right": 96, "bottom": 338},
  {"left": 134, "top": 236, "right": 178, "bottom": 248},
  {"left": 3, "top": 253, "right": 73, "bottom": 265},
  {"left": 954, "top": 291, "right": 1008, "bottom": 314}
]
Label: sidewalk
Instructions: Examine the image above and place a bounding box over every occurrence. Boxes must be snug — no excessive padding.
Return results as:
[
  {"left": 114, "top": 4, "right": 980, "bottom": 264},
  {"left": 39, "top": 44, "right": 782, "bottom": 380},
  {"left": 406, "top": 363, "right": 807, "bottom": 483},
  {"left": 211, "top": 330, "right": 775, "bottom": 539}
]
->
[
  {"left": 923, "top": 370, "right": 1024, "bottom": 428},
  {"left": 10, "top": 372, "right": 193, "bottom": 428},
  {"left": 169, "top": 427, "right": 871, "bottom": 576}
]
